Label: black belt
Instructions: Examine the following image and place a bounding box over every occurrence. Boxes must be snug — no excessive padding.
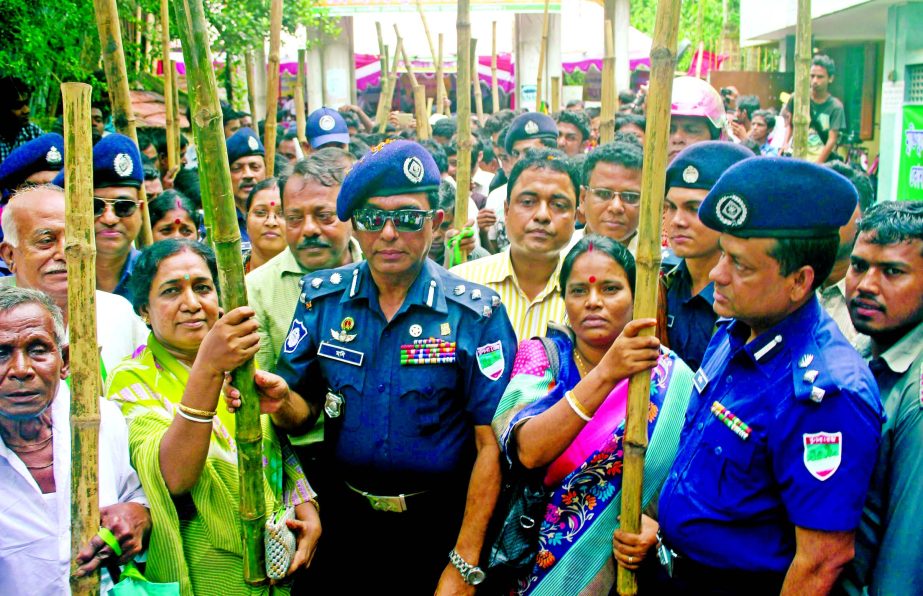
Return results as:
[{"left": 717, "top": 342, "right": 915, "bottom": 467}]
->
[{"left": 667, "top": 549, "right": 785, "bottom": 595}]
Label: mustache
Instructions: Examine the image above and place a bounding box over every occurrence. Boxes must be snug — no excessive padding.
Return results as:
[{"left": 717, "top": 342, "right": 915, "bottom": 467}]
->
[
  {"left": 297, "top": 237, "right": 331, "bottom": 250},
  {"left": 850, "top": 292, "right": 885, "bottom": 313}
]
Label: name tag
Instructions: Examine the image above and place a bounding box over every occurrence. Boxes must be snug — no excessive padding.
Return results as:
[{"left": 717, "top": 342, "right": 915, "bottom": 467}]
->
[
  {"left": 693, "top": 368, "right": 709, "bottom": 394},
  {"left": 318, "top": 341, "right": 364, "bottom": 367}
]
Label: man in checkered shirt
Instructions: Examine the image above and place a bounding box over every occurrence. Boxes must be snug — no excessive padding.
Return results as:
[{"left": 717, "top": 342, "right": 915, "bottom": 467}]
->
[{"left": 0, "top": 77, "right": 44, "bottom": 163}]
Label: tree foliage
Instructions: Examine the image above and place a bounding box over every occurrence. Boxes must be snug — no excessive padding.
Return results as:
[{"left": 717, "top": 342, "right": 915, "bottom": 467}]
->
[{"left": 630, "top": 0, "right": 729, "bottom": 71}]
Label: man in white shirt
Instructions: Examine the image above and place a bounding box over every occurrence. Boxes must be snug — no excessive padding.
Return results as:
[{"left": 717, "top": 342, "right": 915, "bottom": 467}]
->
[
  {"left": 0, "top": 184, "right": 148, "bottom": 373},
  {"left": 0, "top": 286, "right": 150, "bottom": 594}
]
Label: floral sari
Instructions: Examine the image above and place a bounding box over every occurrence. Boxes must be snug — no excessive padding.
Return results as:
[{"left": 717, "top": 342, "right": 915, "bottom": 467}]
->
[{"left": 492, "top": 326, "right": 694, "bottom": 595}]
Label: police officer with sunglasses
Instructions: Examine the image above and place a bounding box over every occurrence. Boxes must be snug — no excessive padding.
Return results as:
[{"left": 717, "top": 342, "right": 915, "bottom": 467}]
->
[{"left": 273, "top": 140, "right": 518, "bottom": 593}]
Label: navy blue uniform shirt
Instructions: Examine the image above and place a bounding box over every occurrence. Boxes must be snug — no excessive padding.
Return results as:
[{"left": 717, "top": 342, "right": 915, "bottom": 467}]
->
[
  {"left": 664, "top": 260, "right": 717, "bottom": 372},
  {"left": 276, "top": 259, "right": 518, "bottom": 494},
  {"left": 659, "top": 298, "right": 883, "bottom": 573}
]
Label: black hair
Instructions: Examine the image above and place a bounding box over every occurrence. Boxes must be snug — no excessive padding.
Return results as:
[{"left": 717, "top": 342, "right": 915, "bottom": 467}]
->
[
  {"left": 751, "top": 109, "right": 776, "bottom": 131},
  {"left": 141, "top": 156, "right": 160, "bottom": 181},
  {"left": 565, "top": 99, "right": 584, "bottom": 109},
  {"left": 348, "top": 137, "right": 371, "bottom": 161},
  {"left": 583, "top": 140, "right": 643, "bottom": 184},
  {"left": 856, "top": 200, "right": 923, "bottom": 247},
  {"left": 585, "top": 106, "right": 601, "bottom": 119},
  {"left": 340, "top": 110, "right": 360, "bottom": 130},
  {"left": 148, "top": 189, "right": 203, "bottom": 230},
  {"left": 129, "top": 239, "right": 219, "bottom": 317},
  {"left": 446, "top": 136, "right": 481, "bottom": 165},
  {"left": 560, "top": 233, "right": 636, "bottom": 296},
  {"left": 245, "top": 177, "right": 279, "bottom": 213},
  {"left": 484, "top": 110, "right": 516, "bottom": 135},
  {"left": 152, "top": 128, "right": 189, "bottom": 155},
  {"left": 737, "top": 95, "right": 761, "bottom": 120},
  {"left": 505, "top": 148, "right": 581, "bottom": 205},
  {"left": 435, "top": 178, "right": 457, "bottom": 213},
  {"left": 278, "top": 148, "right": 353, "bottom": 201},
  {"left": 1, "top": 76, "right": 31, "bottom": 110},
  {"left": 479, "top": 136, "right": 496, "bottom": 163},
  {"left": 172, "top": 168, "right": 202, "bottom": 210},
  {"left": 812, "top": 54, "right": 837, "bottom": 78},
  {"left": 420, "top": 140, "right": 449, "bottom": 174},
  {"left": 614, "top": 114, "right": 647, "bottom": 138},
  {"left": 824, "top": 162, "right": 875, "bottom": 213},
  {"left": 739, "top": 138, "right": 761, "bottom": 155},
  {"left": 556, "top": 110, "right": 591, "bottom": 143},
  {"left": 496, "top": 126, "right": 510, "bottom": 152},
  {"left": 618, "top": 89, "right": 637, "bottom": 105},
  {"left": 768, "top": 236, "right": 839, "bottom": 292},
  {"left": 432, "top": 118, "right": 458, "bottom": 140}
]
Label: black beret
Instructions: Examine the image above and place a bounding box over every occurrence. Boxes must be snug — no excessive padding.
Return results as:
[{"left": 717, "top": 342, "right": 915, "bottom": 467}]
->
[
  {"left": 0, "top": 133, "right": 65, "bottom": 194},
  {"left": 666, "top": 141, "right": 755, "bottom": 192},
  {"left": 52, "top": 133, "right": 144, "bottom": 189}
]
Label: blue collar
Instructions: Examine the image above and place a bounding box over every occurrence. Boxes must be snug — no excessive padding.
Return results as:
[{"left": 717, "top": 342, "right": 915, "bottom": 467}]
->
[
  {"left": 675, "top": 260, "right": 715, "bottom": 305},
  {"left": 342, "top": 259, "right": 449, "bottom": 316},
  {"left": 726, "top": 297, "right": 823, "bottom": 367}
]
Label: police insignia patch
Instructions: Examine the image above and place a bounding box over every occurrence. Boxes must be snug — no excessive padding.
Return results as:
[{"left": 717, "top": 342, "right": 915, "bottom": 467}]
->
[
  {"left": 247, "top": 135, "right": 260, "bottom": 151},
  {"left": 403, "top": 156, "right": 425, "bottom": 184},
  {"left": 715, "top": 194, "right": 749, "bottom": 228},
  {"left": 476, "top": 341, "right": 505, "bottom": 381},
  {"left": 283, "top": 320, "right": 307, "bottom": 354},
  {"left": 682, "top": 165, "right": 699, "bottom": 184},
  {"left": 319, "top": 114, "right": 336, "bottom": 131},
  {"left": 524, "top": 120, "right": 539, "bottom": 135},
  {"left": 803, "top": 432, "right": 842, "bottom": 481},
  {"left": 113, "top": 153, "right": 134, "bottom": 177},
  {"left": 46, "top": 146, "right": 62, "bottom": 165}
]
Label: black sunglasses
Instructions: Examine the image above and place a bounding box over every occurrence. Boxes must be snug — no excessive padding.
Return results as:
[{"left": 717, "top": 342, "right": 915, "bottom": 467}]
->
[
  {"left": 94, "top": 197, "right": 139, "bottom": 218},
  {"left": 352, "top": 208, "right": 435, "bottom": 232}
]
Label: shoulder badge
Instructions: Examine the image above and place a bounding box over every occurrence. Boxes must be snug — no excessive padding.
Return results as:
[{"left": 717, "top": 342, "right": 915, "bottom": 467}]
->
[
  {"left": 283, "top": 320, "right": 308, "bottom": 354},
  {"left": 476, "top": 341, "right": 505, "bottom": 381},
  {"left": 803, "top": 432, "right": 842, "bottom": 481}
]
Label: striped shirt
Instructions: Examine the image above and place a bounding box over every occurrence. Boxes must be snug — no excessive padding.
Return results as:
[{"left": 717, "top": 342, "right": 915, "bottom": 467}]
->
[{"left": 451, "top": 249, "right": 566, "bottom": 342}]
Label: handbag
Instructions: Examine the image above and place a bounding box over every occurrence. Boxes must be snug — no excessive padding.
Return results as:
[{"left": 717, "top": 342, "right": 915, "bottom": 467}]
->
[
  {"left": 265, "top": 506, "right": 297, "bottom": 581},
  {"left": 484, "top": 336, "right": 561, "bottom": 584}
]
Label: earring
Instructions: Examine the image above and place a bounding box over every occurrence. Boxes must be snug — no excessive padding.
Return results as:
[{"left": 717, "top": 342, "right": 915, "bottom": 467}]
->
[{"left": 141, "top": 314, "right": 150, "bottom": 325}]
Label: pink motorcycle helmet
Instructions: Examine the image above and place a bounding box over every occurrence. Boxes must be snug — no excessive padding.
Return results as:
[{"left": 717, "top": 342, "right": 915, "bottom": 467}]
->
[{"left": 671, "top": 76, "right": 728, "bottom": 139}]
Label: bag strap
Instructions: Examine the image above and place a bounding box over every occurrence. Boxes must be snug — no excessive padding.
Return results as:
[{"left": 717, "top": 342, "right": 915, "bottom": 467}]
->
[{"left": 535, "top": 335, "right": 561, "bottom": 379}]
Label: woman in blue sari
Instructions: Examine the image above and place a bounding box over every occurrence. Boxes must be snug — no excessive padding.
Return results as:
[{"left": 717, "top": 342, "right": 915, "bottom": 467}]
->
[{"left": 492, "top": 235, "right": 695, "bottom": 595}]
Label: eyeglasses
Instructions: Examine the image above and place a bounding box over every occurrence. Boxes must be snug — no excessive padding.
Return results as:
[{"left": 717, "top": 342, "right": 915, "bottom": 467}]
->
[
  {"left": 94, "top": 197, "right": 140, "bottom": 218},
  {"left": 352, "top": 208, "right": 435, "bottom": 232},
  {"left": 249, "top": 208, "right": 283, "bottom": 222},
  {"left": 585, "top": 187, "right": 642, "bottom": 205}
]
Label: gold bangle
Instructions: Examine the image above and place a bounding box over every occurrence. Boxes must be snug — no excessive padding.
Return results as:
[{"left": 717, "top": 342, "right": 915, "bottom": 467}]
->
[
  {"left": 565, "top": 390, "right": 593, "bottom": 422},
  {"left": 178, "top": 403, "right": 218, "bottom": 418},
  {"left": 308, "top": 498, "right": 320, "bottom": 514}
]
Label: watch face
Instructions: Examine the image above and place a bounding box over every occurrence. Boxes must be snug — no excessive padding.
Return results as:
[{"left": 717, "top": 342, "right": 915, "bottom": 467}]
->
[{"left": 466, "top": 568, "right": 486, "bottom": 586}]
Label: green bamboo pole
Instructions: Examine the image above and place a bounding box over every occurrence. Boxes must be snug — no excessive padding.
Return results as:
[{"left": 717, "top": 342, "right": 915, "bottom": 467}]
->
[
  {"left": 264, "top": 0, "right": 283, "bottom": 177},
  {"left": 617, "top": 0, "right": 682, "bottom": 594},
  {"left": 450, "top": 0, "right": 472, "bottom": 267},
  {"left": 245, "top": 51, "right": 259, "bottom": 124},
  {"left": 491, "top": 22, "right": 500, "bottom": 114},
  {"left": 63, "top": 81, "right": 101, "bottom": 596},
  {"left": 599, "top": 20, "right": 616, "bottom": 145},
  {"left": 436, "top": 34, "right": 445, "bottom": 119},
  {"left": 92, "top": 0, "right": 154, "bottom": 248},
  {"left": 296, "top": 49, "right": 307, "bottom": 146},
  {"left": 792, "top": 0, "right": 812, "bottom": 159},
  {"left": 171, "top": 0, "right": 267, "bottom": 584},
  {"left": 536, "top": 0, "right": 550, "bottom": 111},
  {"left": 378, "top": 38, "right": 402, "bottom": 134},
  {"left": 472, "top": 38, "right": 485, "bottom": 125},
  {"left": 160, "top": 0, "right": 178, "bottom": 170}
]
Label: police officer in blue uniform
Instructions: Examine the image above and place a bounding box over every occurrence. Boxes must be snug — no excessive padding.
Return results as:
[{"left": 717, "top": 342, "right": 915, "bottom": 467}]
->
[
  {"left": 274, "top": 139, "right": 518, "bottom": 593},
  {"left": 0, "top": 132, "right": 65, "bottom": 200},
  {"left": 654, "top": 158, "right": 884, "bottom": 594},
  {"left": 226, "top": 126, "right": 266, "bottom": 246}
]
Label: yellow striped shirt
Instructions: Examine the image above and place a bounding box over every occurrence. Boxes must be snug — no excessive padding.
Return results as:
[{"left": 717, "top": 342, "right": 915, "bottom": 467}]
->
[{"left": 451, "top": 249, "right": 566, "bottom": 342}]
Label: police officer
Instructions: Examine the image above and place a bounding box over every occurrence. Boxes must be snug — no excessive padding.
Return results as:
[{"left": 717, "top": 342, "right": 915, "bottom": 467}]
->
[
  {"left": 653, "top": 158, "right": 884, "bottom": 594},
  {"left": 226, "top": 127, "right": 266, "bottom": 246},
  {"left": 0, "top": 132, "right": 65, "bottom": 199},
  {"left": 273, "top": 140, "right": 518, "bottom": 593}
]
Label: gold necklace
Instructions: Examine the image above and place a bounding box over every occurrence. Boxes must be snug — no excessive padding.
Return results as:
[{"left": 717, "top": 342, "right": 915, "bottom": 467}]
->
[{"left": 573, "top": 347, "right": 594, "bottom": 378}]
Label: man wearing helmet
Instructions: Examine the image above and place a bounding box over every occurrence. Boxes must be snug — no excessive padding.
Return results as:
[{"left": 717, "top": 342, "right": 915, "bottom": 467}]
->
[{"left": 668, "top": 76, "right": 728, "bottom": 163}]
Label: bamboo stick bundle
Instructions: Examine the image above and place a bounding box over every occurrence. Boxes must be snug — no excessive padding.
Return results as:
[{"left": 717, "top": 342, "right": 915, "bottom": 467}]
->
[
  {"left": 450, "top": 0, "right": 472, "bottom": 267},
  {"left": 793, "top": 0, "right": 812, "bottom": 159},
  {"left": 245, "top": 51, "right": 258, "bottom": 123},
  {"left": 264, "top": 0, "right": 283, "bottom": 177},
  {"left": 378, "top": 38, "right": 402, "bottom": 134},
  {"left": 296, "top": 49, "right": 307, "bottom": 145},
  {"left": 550, "top": 75, "right": 560, "bottom": 113},
  {"left": 161, "top": 0, "right": 178, "bottom": 170},
  {"left": 599, "top": 21, "right": 616, "bottom": 145},
  {"left": 170, "top": 0, "right": 267, "bottom": 584},
  {"left": 472, "top": 39, "right": 485, "bottom": 125},
  {"left": 616, "top": 1, "right": 682, "bottom": 595},
  {"left": 436, "top": 33, "right": 445, "bottom": 119},
  {"left": 536, "top": 0, "right": 550, "bottom": 112},
  {"left": 491, "top": 21, "right": 500, "bottom": 113},
  {"left": 63, "top": 81, "right": 101, "bottom": 596},
  {"left": 92, "top": 0, "right": 154, "bottom": 248}
]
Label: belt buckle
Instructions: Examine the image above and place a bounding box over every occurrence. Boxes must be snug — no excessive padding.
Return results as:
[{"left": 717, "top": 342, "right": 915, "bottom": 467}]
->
[{"left": 366, "top": 494, "right": 406, "bottom": 513}]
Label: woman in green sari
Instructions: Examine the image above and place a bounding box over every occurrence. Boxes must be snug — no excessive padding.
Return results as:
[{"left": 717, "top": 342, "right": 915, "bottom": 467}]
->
[{"left": 106, "top": 239, "right": 319, "bottom": 595}]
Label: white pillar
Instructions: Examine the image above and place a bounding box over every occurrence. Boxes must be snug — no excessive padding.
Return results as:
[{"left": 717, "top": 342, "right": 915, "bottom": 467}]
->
[
  {"left": 614, "top": 0, "right": 631, "bottom": 92},
  {"left": 305, "top": 42, "right": 324, "bottom": 111},
  {"left": 322, "top": 17, "right": 354, "bottom": 107},
  {"left": 254, "top": 43, "right": 268, "bottom": 122},
  {"left": 514, "top": 12, "right": 562, "bottom": 111}
]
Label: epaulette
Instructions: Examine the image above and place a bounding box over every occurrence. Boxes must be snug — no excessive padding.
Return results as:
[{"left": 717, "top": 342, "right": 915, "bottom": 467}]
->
[
  {"left": 298, "top": 262, "right": 362, "bottom": 306},
  {"left": 441, "top": 269, "right": 503, "bottom": 319},
  {"left": 789, "top": 333, "right": 842, "bottom": 404}
]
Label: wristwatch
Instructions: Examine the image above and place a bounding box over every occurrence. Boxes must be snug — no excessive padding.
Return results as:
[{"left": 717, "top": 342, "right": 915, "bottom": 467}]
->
[{"left": 448, "top": 549, "right": 486, "bottom": 586}]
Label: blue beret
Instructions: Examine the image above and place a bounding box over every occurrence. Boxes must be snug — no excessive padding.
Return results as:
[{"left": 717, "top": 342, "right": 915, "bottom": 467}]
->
[
  {"left": 666, "top": 141, "right": 754, "bottom": 192},
  {"left": 306, "top": 107, "right": 349, "bottom": 149},
  {"left": 700, "top": 157, "right": 858, "bottom": 238},
  {"left": 505, "top": 112, "right": 558, "bottom": 153},
  {"left": 226, "top": 127, "right": 265, "bottom": 165},
  {"left": 337, "top": 139, "right": 441, "bottom": 221},
  {"left": 52, "top": 133, "right": 144, "bottom": 189},
  {"left": 0, "top": 133, "right": 65, "bottom": 194}
]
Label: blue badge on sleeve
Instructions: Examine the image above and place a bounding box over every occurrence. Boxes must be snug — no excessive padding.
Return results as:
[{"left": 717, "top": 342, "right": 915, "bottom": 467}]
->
[
  {"left": 283, "top": 320, "right": 307, "bottom": 354},
  {"left": 318, "top": 341, "right": 365, "bottom": 367}
]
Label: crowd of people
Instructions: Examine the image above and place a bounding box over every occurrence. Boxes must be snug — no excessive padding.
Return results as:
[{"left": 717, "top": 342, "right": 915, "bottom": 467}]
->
[{"left": 0, "top": 48, "right": 920, "bottom": 596}]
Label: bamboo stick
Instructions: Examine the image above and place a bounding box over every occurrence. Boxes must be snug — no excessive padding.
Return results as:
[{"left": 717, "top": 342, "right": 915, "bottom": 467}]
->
[
  {"left": 134, "top": 5, "right": 143, "bottom": 76},
  {"left": 436, "top": 33, "right": 445, "bottom": 121},
  {"left": 793, "top": 0, "right": 812, "bottom": 159},
  {"left": 695, "top": 41, "right": 705, "bottom": 79},
  {"left": 378, "top": 38, "right": 402, "bottom": 133},
  {"left": 616, "top": 2, "right": 682, "bottom": 595},
  {"left": 171, "top": 61, "right": 181, "bottom": 154},
  {"left": 426, "top": 96, "right": 434, "bottom": 115},
  {"left": 144, "top": 12, "right": 155, "bottom": 74},
  {"left": 376, "top": 22, "right": 387, "bottom": 80},
  {"left": 245, "top": 51, "right": 258, "bottom": 124},
  {"left": 451, "top": 0, "right": 471, "bottom": 267},
  {"left": 296, "top": 49, "right": 307, "bottom": 145},
  {"left": 374, "top": 45, "right": 392, "bottom": 130},
  {"left": 63, "top": 82, "right": 101, "bottom": 596},
  {"left": 394, "top": 25, "right": 429, "bottom": 140},
  {"left": 416, "top": 0, "right": 449, "bottom": 104},
  {"left": 550, "top": 75, "right": 560, "bottom": 114},
  {"left": 536, "top": 0, "right": 550, "bottom": 112},
  {"left": 93, "top": 0, "right": 153, "bottom": 248},
  {"left": 170, "top": 0, "right": 267, "bottom": 584},
  {"left": 491, "top": 21, "right": 500, "bottom": 114},
  {"left": 472, "top": 39, "right": 485, "bottom": 125},
  {"left": 599, "top": 20, "right": 616, "bottom": 145},
  {"left": 264, "top": 0, "right": 283, "bottom": 177},
  {"left": 161, "top": 0, "right": 178, "bottom": 170}
]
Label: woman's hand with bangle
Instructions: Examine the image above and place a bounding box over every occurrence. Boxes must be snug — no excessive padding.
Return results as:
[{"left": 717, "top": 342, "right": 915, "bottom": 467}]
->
[{"left": 195, "top": 307, "right": 260, "bottom": 378}]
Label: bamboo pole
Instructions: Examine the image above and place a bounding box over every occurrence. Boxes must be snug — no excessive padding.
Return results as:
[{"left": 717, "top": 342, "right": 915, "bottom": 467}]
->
[
  {"left": 451, "top": 0, "right": 472, "bottom": 267},
  {"left": 490, "top": 21, "right": 500, "bottom": 114},
  {"left": 161, "top": 0, "right": 178, "bottom": 170},
  {"left": 144, "top": 12, "right": 155, "bottom": 74},
  {"left": 793, "top": 0, "right": 812, "bottom": 159},
  {"left": 93, "top": 0, "right": 153, "bottom": 248},
  {"left": 378, "top": 38, "right": 402, "bottom": 133},
  {"left": 171, "top": 0, "right": 267, "bottom": 584},
  {"left": 373, "top": 25, "right": 389, "bottom": 125},
  {"left": 376, "top": 22, "right": 387, "bottom": 79},
  {"left": 63, "top": 82, "right": 101, "bottom": 596},
  {"left": 472, "top": 39, "right": 485, "bottom": 125},
  {"left": 416, "top": 0, "right": 449, "bottom": 104},
  {"left": 550, "top": 75, "right": 560, "bottom": 113},
  {"left": 134, "top": 5, "right": 143, "bottom": 76},
  {"left": 264, "top": 0, "right": 283, "bottom": 177},
  {"left": 616, "top": 1, "right": 682, "bottom": 595},
  {"left": 599, "top": 20, "right": 616, "bottom": 145},
  {"left": 395, "top": 24, "right": 430, "bottom": 140},
  {"left": 245, "top": 51, "right": 258, "bottom": 124},
  {"left": 436, "top": 33, "right": 445, "bottom": 120},
  {"left": 536, "top": 0, "right": 550, "bottom": 111},
  {"left": 296, "top": 49, "right": 307, "bottom": 145},
  {"left": 171, "top": 61, "right": 181, "bottom": 153}
]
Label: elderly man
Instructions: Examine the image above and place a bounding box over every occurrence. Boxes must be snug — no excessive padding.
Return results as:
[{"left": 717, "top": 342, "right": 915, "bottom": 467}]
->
[
  {"left": 453, "top": 148, "right": 577, "bottom": 342},
  {"left": 227, "top": 127, "right": 267, "bottom": 245},
  {"left": 0, "top": 286, "right": 151, "bottom": 594},
  {"left": 271, "top": 140, "right": 518, "bottom": 593},
  {"left": 0, "top": 184, "right": 148, "bottom": 373}
]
